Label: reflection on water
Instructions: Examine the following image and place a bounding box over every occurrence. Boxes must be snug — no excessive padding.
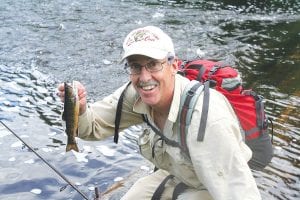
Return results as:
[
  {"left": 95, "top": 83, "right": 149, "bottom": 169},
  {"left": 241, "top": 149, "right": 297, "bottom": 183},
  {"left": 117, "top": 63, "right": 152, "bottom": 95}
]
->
[{"left": 0, "top": 0, "right": 299, "bottom": 199}]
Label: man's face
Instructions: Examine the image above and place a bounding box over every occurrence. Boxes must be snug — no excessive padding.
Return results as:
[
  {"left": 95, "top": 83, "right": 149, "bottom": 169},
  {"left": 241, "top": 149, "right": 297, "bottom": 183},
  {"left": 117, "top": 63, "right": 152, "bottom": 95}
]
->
[{"left": 126, "top": 55, "right": 177, "bottom": 108}]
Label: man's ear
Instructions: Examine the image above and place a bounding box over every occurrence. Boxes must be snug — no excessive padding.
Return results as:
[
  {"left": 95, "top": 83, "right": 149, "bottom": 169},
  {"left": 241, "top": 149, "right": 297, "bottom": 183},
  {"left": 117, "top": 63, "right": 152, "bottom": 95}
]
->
[{"left": 171, "top": 57, "right": 179, "bottom": 73}]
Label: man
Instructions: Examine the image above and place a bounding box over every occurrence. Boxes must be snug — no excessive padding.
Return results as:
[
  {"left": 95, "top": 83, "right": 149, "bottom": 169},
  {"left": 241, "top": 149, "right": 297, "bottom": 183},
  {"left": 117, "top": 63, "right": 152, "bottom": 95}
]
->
[{"left": 58, "top": 26, "right": 262, "bottom": 199}]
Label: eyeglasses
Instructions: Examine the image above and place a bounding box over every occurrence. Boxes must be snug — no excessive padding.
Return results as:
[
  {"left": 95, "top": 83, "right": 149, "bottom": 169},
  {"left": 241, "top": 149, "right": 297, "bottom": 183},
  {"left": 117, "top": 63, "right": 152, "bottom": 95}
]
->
[{"left": 124, "top": 59, "right": 167, "bottom": 75}]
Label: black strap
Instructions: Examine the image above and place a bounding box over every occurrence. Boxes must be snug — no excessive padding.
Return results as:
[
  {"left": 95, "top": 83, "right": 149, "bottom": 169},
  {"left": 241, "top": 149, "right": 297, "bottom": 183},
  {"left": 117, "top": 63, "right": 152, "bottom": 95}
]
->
[
  {"left": 207, "top": 64, "right": 221, "bottom": 78},
  {"left": 196, "top": 66, "right": 206, "bottom": 81},
  {"left": 142, "top": 115, "right": 183, "bottom": 150},
  {"left": 151, "top": 175, "right": 174, "bottom": 200},
  {"left": 114, "top": 82, "right": 131, "bottom": 144},
  {"left": 197, "top": 81, "right": 210, "bottom": 141},
  {"left": 255, "top": 95, "right": 265, "bottom": 130},
  {"left": 172, "top": 182, "right": 189, "bottom": 200},
  {"left": 185, "top": 64, "right": 206, "bottom": 81},
  {"left": 152, "top": 138, "right": 163, "bottom": 158}
]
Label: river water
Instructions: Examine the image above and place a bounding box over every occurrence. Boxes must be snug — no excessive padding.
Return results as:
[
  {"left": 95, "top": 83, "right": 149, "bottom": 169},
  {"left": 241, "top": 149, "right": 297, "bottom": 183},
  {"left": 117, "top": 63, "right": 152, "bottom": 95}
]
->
[{"left": 0, "top": 0, "right": 299, "bottom": 199}]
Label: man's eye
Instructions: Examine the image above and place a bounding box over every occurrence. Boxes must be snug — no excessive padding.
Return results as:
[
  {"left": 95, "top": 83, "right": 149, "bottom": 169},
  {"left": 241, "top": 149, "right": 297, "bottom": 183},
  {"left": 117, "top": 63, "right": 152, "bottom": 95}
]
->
[
  {"left": 130, "top": 64, "right": 142, "bottom": 70},
  {"left": 147, "top": 61, "right": 157, "bottom": 69}
]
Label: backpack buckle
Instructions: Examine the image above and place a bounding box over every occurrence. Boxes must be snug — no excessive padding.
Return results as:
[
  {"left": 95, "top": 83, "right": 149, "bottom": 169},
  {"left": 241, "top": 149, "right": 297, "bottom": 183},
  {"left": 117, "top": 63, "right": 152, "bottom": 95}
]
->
[{"left": 187, "top": 89, "right": 196, "bottom": 96}]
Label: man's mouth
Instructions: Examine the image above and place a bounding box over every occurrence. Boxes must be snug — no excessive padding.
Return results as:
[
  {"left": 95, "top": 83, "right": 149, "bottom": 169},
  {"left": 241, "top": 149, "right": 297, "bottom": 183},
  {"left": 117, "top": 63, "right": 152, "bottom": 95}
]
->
[
  {"left": 141, "top": 85, "right": 155, "bottom": 91},
  {"left": 138, "top": 81, "right": 158, "bottom": 91}
]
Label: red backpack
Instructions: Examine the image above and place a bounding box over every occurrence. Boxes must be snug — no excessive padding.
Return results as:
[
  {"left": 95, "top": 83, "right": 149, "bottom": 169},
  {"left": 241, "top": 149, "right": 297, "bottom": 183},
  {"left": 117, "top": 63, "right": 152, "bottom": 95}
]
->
[{"left": 177, "top": 59, "right": 273, "bottom": 170}]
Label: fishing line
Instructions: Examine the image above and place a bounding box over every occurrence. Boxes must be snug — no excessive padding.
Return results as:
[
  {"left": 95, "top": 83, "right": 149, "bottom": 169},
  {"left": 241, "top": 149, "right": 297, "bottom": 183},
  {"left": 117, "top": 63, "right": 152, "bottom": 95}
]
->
[{"left": 0, "top": 120, "right": 90, "bottom": 200}]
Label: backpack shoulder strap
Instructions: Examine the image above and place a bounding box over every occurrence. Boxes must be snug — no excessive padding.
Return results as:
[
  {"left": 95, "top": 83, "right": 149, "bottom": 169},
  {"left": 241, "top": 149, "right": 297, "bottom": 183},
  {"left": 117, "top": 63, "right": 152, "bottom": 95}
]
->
[
  {"left": 197, "top": 81, "right": 210, "bottom": 141},
  {"left": 178, "top": 81, "right": 208, "bottom": 154},
  {"left": 114, "top": 81, "right": 132, "bottom": 144}
]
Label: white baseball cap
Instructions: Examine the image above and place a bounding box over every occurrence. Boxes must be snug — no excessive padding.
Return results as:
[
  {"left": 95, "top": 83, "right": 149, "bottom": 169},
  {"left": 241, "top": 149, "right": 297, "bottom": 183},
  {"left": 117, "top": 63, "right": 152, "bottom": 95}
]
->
[{"left": 121, "top": 26, "right": 175, "bottom": 62}]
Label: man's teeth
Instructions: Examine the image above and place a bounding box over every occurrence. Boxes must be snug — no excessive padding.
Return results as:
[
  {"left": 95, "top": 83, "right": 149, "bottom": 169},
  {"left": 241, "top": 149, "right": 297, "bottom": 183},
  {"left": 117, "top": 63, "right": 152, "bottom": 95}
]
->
[{"left": 142, "top": 85, "right": 155, "bottom": 90}]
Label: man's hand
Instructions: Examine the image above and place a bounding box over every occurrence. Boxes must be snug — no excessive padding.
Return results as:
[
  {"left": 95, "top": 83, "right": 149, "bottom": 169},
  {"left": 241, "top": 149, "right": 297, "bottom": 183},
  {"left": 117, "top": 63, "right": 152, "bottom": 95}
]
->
[{"left": 57, "top": 81, "right": 87, "bottom": 115}]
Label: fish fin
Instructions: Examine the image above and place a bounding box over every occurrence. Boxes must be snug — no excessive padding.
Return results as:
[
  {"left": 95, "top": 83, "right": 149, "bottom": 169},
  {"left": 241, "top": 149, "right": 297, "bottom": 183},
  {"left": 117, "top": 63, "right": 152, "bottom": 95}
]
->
[
  {"left": 66, "top": 143, "right": 79, "bottom": 152},
  {"left": 76, "top": 127, "right": 79, "bottom": 137}
]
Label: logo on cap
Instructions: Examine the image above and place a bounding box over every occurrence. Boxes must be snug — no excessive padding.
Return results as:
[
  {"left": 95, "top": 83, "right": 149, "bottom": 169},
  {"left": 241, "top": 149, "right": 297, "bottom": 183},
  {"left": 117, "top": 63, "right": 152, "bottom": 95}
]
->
[{"left": 126, "top": 29, "right": 160, "bottom": 47}]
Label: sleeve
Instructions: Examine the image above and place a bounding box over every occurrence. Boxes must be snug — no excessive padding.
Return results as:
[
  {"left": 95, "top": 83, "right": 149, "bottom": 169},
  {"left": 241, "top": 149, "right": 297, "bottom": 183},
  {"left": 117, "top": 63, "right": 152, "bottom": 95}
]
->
[
  {"left": 78, "top": 82, "right": 143, "bottom": 140},
  {"left": 186, "top": 90, "right": 261, "bottom": 200}
]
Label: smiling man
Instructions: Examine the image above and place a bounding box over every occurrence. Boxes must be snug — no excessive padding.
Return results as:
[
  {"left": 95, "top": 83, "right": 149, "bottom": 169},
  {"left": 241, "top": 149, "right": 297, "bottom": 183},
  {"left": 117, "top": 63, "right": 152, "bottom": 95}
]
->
[{"left": 58, "top": 26, "right": 262, "bottom": 200}]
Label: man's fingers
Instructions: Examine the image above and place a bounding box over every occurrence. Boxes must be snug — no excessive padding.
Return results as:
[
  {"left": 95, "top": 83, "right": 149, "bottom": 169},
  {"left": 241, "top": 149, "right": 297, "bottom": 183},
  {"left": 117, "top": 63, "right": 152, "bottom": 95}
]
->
[{"left": 79, "top": 92, "right": 86, "bottom": 100}]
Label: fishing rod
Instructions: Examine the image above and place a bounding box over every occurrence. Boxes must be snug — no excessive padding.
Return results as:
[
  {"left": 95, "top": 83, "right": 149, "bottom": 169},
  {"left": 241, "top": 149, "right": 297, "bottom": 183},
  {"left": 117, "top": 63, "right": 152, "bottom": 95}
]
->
[{"left": 0, "top": 120, "right": 93, "bottom": 200}]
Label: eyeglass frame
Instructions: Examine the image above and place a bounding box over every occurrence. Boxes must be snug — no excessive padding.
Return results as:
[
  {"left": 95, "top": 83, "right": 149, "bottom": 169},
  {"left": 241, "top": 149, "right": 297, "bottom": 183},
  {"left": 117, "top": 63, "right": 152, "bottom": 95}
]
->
[{"left": 124, "top": 55, "right": 175, "bottom": 75}]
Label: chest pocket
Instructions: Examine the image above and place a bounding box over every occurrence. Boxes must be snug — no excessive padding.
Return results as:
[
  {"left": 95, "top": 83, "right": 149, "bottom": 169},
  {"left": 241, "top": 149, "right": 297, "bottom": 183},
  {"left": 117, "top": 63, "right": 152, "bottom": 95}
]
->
[{"left": 138, "top": 127, "right": 170, "bottom": 170}]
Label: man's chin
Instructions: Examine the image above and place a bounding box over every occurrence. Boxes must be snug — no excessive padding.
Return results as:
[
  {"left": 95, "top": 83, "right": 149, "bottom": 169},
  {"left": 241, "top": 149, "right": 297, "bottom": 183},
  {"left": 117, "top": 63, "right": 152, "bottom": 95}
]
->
[{"left": 140, "top": 96, "right": 158, "bottom": 106}]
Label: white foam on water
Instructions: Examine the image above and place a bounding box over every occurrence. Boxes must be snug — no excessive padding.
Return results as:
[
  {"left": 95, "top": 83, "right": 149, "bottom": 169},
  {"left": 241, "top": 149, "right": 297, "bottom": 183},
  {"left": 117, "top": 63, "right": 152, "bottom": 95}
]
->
[
  {"left": 122, "top": 139, "right": 131, "bottom": 144},
  {"left": 36, "top": 86, "right": 48, "bottom": 94},
  {"left": 3, "top": 100, "right": 11, "bottom": 106},
  {"left": 82, "top": 145, "right": 92, "bottom": 153},
  {"left": 48, "top": 132, "right": 57, "bottom": 136},
  {"left": 44, "top": 96, "right": 52, "bottom": 102},
  {"left": 114, "top": 177, "right": 124, "bottom": 182},
  {"left": 11, "top": 141, "right": 23, "bottom": 148},
  {"left": 135, "top": 20, "right": 142, "bottom": 25},
  {"left": 96, "top": 145, "right": 116, "bottom": 157},
  {"left": 152, "top": 12, "right": 164, "bottom": 18},
  {"left": 42, "top": 147, "right": 53, "bottom": 153},
  {"left": 75, "top": 182, "right": 81, "bottom": 186},
  {"left": 103, "top": 59, "right": 112, "bottom": 65},
  {"left": 274, "top": 146, "right": 282, "bottom": 150},
  {"left": 24, "top": 159, "right": 35, "bottom": 164},
  {"left": 72, "top": 150, "right": 88, "bottom": 163},
  {"left": 88, "top": 186, "right": 95, "bottom": 191},
  {"left": 8, "top": 157, "right": 16, "bottom": 161},
  {"left": 6, "top": 82, "right": 22, "bottom": 92},
  {"left": 0, "top": 130, "right": 11, "bottom": 138},
  {"left": 140, "top": 165, "right": 150, "bottom": 171},
  {"left": 30, "top": 188, "right": 42, "bottom": 194},
  {"left": 1, "top": 106, "right": 20, "bottom": 112}
]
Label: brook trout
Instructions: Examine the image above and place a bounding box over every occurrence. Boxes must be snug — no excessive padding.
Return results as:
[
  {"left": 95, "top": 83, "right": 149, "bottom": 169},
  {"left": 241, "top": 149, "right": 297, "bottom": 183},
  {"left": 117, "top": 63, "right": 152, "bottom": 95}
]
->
[{"left": 63, "top": 81, "right": 79, "bottom": 152}]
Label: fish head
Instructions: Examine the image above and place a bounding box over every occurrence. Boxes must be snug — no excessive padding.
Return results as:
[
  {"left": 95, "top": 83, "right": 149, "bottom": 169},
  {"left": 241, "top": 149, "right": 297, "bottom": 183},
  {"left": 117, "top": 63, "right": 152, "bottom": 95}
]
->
[
  {"left": 64, "top": 82, "right": 79, "bottom": 101},
  {"left": 72, "top": 81, "right": 79, "bottom": 100}
]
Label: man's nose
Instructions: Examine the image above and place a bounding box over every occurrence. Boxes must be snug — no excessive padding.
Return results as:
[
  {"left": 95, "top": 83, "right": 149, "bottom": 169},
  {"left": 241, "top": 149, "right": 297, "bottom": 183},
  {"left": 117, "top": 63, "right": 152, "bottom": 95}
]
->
[{"left": 138, "top": 66, "right": 152, "bottom": 81}]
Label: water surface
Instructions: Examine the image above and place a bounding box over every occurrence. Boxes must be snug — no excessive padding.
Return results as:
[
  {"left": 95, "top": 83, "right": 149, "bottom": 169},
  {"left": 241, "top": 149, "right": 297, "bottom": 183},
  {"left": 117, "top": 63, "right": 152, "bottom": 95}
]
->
[{"left": 0, "top": 0, "right": 299, "bottom": 199}]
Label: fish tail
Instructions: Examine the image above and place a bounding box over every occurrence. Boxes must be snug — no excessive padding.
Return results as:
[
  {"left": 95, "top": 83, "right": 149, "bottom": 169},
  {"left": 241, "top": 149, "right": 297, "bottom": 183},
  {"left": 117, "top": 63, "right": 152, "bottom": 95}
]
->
[{"left": 66, "top": 143, "right": 79, "bottom": 152}]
